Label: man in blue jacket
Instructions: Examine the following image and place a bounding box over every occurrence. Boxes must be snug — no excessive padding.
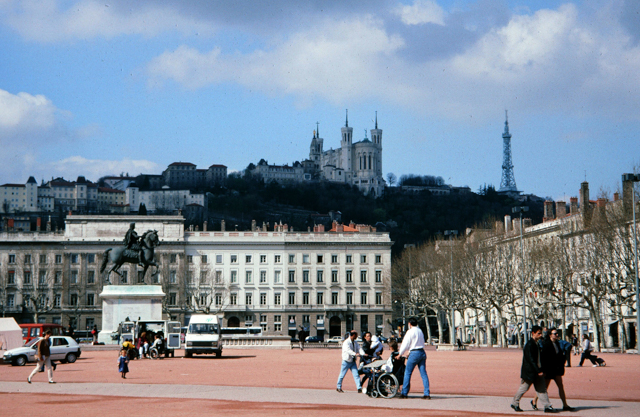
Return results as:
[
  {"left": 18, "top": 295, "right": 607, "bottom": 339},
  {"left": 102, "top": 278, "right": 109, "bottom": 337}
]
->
[{"left": 510, "top": 326, "right": 556, "bottom": 413}]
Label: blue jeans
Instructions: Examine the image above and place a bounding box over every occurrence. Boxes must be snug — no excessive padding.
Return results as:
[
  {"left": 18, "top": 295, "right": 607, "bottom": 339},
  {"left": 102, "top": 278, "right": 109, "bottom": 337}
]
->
[
  {"left": 337, "top": 360, "right": 361, "bottom": 390},
  {"left": 401, "top": 349, "right": 430, "bottom": 396}
]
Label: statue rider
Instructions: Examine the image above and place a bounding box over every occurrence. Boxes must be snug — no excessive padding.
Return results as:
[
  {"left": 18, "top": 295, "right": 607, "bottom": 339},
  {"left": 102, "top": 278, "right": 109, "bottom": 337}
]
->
[{"left": 123, "top": 222, "right": 145, "bottom": 267}]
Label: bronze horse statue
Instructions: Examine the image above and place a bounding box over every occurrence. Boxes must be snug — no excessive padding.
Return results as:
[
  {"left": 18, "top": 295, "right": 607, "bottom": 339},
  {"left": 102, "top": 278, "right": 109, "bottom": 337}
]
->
[{"left": 100, "top": 230, "right": 160, "bottom": 284}]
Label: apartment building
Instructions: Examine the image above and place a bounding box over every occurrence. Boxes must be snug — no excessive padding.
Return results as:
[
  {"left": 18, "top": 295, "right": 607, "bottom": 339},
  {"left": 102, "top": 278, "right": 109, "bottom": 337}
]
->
[{"left": 0, "top": 215, "right": 392, "bottom": 338}]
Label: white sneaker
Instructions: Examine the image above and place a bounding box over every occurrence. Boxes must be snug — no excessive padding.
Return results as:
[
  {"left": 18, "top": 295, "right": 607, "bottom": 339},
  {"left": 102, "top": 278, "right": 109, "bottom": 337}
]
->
[
  {"left": 593, "top": 365, "right": 598, "bottom": 367},
  {"left": 362, "top": 387, "right": 367, "bottom": 394}
]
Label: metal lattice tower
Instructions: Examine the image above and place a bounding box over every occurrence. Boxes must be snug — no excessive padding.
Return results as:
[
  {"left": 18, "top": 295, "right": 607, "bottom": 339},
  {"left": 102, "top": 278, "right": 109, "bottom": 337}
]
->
[{"left": 499, "top": 111, "right": 518, "bottom": 192}]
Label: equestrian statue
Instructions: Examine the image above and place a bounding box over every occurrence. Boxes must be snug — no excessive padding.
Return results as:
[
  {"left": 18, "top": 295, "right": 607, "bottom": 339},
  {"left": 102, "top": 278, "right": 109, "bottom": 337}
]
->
[{"left": 100, "top": 222, "right": 161, "bottom": 284}]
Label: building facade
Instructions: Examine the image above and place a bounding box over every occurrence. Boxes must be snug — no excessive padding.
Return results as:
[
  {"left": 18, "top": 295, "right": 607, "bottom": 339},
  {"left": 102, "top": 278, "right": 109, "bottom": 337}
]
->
[{"left": 0, "top": 215, "right": 393, "bottom": 338}]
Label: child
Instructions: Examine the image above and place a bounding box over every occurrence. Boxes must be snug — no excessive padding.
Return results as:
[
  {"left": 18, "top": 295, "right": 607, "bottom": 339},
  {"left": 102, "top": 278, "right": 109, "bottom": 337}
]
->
[
  {"left": 118, "top": 349, "right": 129, "bottom": 379},
  {"left": 387, "top": 340, "right": 405, "bottom": 387}
]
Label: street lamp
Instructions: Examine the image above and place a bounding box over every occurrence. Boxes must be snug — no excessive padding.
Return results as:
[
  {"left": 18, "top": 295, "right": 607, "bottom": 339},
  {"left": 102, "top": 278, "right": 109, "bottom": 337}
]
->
[
  {"left": 445, "top": 230, "right": 458, "bottom": 345},
  {"left": 623, "top": 173, "right": 640, "bottom": 354},
  {"left": 512, "top": 206, "right": 529, "bottom": 345}
]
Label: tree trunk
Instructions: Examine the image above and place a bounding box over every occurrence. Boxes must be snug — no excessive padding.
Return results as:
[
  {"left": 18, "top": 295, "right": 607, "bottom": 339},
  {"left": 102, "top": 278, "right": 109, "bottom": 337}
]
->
[
  {"left": 485, "top": 308, "right": 493, "bottom": 347},
  {"left": 437, "top": 309, "right": 444, "bottom": 343},
  {"left": 424, "top": 312, "right": 432, "bottom": 344}
]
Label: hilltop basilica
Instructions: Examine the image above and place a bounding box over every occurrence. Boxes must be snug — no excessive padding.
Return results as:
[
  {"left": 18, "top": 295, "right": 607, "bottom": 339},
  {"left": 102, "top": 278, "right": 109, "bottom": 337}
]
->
[
  {"left": 305, "top": 111, "right": 384, "bottom": 197},
  {"left": 249, "top": 111, "right": 385, "bottom": 196}
]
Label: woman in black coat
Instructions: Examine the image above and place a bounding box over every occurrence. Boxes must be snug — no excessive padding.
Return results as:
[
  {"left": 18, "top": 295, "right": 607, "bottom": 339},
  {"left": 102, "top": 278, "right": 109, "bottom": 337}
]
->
[{"left": 532, "top": 328, "right": 574, "bottom": 411}]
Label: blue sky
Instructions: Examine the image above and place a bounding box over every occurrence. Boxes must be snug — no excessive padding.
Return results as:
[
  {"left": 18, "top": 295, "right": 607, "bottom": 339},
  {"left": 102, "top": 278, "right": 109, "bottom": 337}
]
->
[{"left": 1, "top": 0, "right": 639, "bottom": 200}]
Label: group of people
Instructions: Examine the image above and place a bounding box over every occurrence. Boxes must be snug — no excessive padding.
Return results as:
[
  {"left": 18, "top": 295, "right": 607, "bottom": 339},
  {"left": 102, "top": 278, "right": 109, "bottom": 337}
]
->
[
  {"left": 511, "top": 326, "right": 578, "bottom": 413},
  {"left": 336, "top": 318, "right": 431, "bottom": 399},
  {"left": 121, "top": 332, "right": 165, "bottom": 360}
]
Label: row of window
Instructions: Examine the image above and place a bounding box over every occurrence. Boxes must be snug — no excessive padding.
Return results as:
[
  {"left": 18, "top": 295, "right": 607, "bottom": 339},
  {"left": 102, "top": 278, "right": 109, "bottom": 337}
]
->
[
  {"left": 4, "top": 292, "right": 96, "bottom": 308},
  {"left": 7, "top": 252, "right": 384, "bottom": 267},
  {"left": 6, "top": 253, "right": 94, "bottom": 264},
  {"left": 180, "top": 253, "right": 383, "bottom": 265},
  {"left": 175, "top": 268, "right": 383, "bottom": 285},
  {"left": 6, "top": 270, "right": 96, "bottom": 285},
  {"left": 4, "top": 267, "right": 384, "bottom": 287},
  {"left": 165, "top": 290, "right": 383, "bottom": 307}
]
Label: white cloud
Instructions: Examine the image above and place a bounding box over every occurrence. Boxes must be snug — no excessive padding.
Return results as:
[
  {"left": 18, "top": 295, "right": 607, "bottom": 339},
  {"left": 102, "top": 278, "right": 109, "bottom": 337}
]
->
[
  {"left": 395, "top": 0, "right": 446, "bottom": 26},
  {"left": 0, "top": 89, "right": 70, "bottom": 183},
  {"left": 148, "top": 16, "right": 406, "bottom": 104},
  {"left": 47, "top": 156, "right": 159, "bottom": 180},
  {"left": 0, "top": 89, "right": 58, "bottom": 131},
  {"left": 3, "top": 0, "right": 214, "bottom": 42}
]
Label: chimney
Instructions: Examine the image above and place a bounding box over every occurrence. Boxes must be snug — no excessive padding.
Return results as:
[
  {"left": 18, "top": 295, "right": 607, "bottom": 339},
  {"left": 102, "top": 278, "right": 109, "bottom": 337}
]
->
[
  {"left": 203, "top": 221, "right": 208, "bottom": 231},
  {"left": 613, "top": 192, "right": 619, "bottom": 202},
  {"left": 36, "top": 217, "right": 41, "bottom": 232},
  {"left": 622, "top": 174, "right": 636, "bottom": 220},
  {"left": 251, "top": 219, "right": 257, "bottom": 231},
  {"left": 523, "top": 218, "right": 532, "bottom": 228},
  {"left": 570, "top": 197, "right": 578, "bottom": 215},
  {"left": 46, "top": 216, "right": 51, "bottom": 232},
  {"left": 504, "top": 215, "right": 512, "bottom": 233},
  {"left": 220, "top": 219, "right": 225, "bottom": 232},
  {"left": 314, "top": 224, "right": 325, "bottom": 232},
  {"left": 512, "top": 218, "right": 520, "bottom": 234},
  {"left": 556, "top": 201, "right": 566, "bottom": 218},
  {"left": 597, "top": 198, "right": 607, "bottom": 208},
  {"left": 543, "top": 200, "right": 554, "bottom": 222},
  {"left": 580, "top": 181, "right": 592, "bottom": 227},
  {"left": 495, "top": 221, "right": 504, "bottom": 234}
]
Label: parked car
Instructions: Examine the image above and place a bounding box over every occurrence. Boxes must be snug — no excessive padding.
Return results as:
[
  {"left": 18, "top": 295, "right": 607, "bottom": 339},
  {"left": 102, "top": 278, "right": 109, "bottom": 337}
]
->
[
  {"left": 3, "top": 336, "right": 82, "bottom": 366},
  {"left": 305, "top": 336, "right": 323, "bottom": 343},
  {"left": 326, "top": 336, "right": 343, "bottom": 343}
]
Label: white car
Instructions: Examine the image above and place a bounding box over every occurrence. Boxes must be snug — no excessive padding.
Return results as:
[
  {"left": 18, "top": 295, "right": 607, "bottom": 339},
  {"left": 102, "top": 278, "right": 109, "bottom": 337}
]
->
[
  {"left": 3, "top": 336, "right": 82, "bottom": 366},
  {"left": 326, "top": 336, "right": 343, "bottom": 343}
]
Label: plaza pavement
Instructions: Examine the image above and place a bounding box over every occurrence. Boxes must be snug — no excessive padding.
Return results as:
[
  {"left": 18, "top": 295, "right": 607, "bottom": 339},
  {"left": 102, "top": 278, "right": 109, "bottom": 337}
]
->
[
  {"left": 1, "top": 347, "right": 639, "bottom": 416},
  {"left": 1, "top": 380, "right": 639, "bottom": 416}
]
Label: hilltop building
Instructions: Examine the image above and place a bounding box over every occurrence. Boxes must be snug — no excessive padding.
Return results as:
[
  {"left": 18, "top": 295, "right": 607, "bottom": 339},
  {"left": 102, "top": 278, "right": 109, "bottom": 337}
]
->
[
  {"left": 249, "top": 111, "right": 385, "bottom": 197},
  {"left": 307, "top": 111, "right": 384, "bottom": 197}
]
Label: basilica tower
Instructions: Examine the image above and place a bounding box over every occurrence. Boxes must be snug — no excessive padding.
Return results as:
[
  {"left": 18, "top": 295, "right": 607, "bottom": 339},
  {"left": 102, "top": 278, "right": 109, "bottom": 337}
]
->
[{"left": 340, "top": 110, "right": 353, "bottom": 172}]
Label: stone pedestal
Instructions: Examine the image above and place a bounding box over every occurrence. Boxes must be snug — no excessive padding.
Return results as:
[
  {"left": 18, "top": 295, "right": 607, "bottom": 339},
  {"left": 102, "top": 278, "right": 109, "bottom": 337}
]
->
[{"left": 98, "top": 285, "right": 165, "bottom": 344}]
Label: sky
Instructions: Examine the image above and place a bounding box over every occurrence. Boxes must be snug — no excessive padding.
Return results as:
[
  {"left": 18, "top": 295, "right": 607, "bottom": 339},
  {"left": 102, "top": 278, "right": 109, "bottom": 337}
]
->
[{"left": 1, "top": 0, "right": 640, "bottom": 201}]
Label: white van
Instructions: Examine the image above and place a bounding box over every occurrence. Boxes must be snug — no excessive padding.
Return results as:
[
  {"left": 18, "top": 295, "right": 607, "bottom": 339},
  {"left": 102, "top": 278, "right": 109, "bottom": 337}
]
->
[{"left": 184, "top": 315, "right": 222, "bottom": 358}]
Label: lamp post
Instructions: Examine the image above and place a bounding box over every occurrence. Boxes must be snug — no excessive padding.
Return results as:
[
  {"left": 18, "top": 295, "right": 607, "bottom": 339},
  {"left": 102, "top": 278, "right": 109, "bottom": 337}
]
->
[
  {"left": 623, "top": 173, "right": 640, "bottom": 353},
  {"left": 512, "top": 206, "right": 529, "bottom": 345},
  {"left": 445, "top": 230, "right": 458, "bottom": 345}
]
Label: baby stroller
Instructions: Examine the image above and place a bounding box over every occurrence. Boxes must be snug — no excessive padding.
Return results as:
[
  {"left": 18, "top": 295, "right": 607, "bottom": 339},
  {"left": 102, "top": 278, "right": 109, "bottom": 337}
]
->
[{"left": 361, "top": 359, "right": 399, "bottom": 398}]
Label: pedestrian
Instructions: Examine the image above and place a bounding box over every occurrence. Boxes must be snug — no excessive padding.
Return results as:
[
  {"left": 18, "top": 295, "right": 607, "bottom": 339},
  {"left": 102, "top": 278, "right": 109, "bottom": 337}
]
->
[
  {"left": 336, "top": 331, "right": 362, "bottom": 393},
  {"left": 571, "top": 334, "right": 578, "bottom": 355},
  {"left": 298, "top": 326, "right": 306, "bottom": 351},
  {"left": 559, "top": 336, "right": 572, "bottom": 367},
  {"left": 510, "top": 325, "right": 555, "bottom": 413},
  {"left": 67, "top": 325, "right": 74, "bottom": 341},
  {"left": 359, "top": 332, "right": 375, "bottom": 394},
  {"left": 28, "top": 330, "right": 55, "bottom": 384},
  {"left": 118, "top": 348, "right": 130, "bottom": 379},
  {"left": 532, "top": 328, "right": 574, "bottom": 411},
  {"left": 578, "top": 334, "right": 605, "bottom": 367},
  {"left": 91, "top": 325, "right": 98, "bottom": 343},
  {"left": 398, "top": 318, "right": 430, "bottom": 399}
]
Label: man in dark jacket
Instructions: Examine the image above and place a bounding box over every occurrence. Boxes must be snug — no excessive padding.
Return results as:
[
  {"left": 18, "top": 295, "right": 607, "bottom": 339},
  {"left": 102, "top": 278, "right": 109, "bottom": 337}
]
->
[
  {"left": 532, "top": 328, "right": 574, "bottom": 411},
  {"left": 510, "top": 326, "right": 556, "bottom": 413}
]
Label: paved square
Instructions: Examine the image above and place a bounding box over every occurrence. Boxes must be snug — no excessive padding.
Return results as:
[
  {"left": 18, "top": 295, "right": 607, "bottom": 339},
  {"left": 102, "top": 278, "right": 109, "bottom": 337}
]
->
[{"left": 1, "top": 346, "right": 638, "bottom": 416}]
